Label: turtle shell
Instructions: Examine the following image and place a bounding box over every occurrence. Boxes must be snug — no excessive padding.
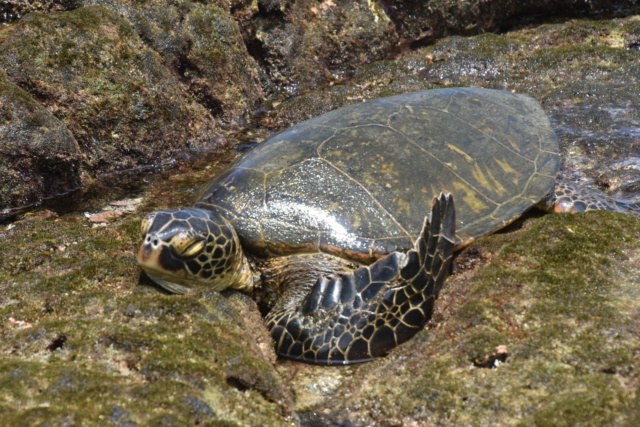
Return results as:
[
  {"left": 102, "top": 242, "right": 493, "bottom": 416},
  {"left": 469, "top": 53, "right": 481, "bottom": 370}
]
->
[{"left": 196, "top": 88, "right": 559, "bottom": 262}]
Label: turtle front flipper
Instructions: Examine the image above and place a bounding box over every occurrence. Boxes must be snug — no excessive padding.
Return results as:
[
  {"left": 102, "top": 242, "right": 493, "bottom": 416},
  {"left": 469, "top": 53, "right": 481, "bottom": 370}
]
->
[
  {"left": 265, "top": 193, "right": 457, "bottom": 365},
  {"left": 539, "top": 178, "right": 640, "bottom": 217}
]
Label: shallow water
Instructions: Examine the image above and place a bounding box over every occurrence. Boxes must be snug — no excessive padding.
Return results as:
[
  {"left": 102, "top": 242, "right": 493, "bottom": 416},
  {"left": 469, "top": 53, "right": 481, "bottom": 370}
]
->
[
  {"left": 548, "top": 99, "right": 640, "bottom": 198},
  {"left": 0, "top": 127, "right": 270, "bottom": 224}
]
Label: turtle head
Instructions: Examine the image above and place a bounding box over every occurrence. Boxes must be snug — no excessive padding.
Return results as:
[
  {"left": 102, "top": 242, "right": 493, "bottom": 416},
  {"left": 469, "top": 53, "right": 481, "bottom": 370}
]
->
[{"left": 137, "top": 208, "right": 255, "bottom": 294}]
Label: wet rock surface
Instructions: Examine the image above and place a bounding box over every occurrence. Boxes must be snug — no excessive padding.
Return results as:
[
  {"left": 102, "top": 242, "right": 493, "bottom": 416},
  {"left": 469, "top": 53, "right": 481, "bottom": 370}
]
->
[
  {"left": 1, "top": 1, "right": 640, "bottom": 425},
  {"left": 0, "top": 69, "right": 81, "bottom": 211},
  {"left": 0, "top": 5, "right": 221, "bottom": 213}
]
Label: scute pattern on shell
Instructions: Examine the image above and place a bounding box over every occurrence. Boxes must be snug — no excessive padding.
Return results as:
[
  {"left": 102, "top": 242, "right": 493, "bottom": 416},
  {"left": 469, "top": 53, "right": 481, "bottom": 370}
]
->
[{"left": 196, "top": 88, "right": 560, "bottom": 259}]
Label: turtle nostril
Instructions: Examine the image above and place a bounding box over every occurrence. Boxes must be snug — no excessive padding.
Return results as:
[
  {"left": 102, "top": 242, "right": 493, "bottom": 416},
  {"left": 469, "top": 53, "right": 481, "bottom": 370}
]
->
[{"left": 152, "top": 239, "right": 159, "bottom": 246}]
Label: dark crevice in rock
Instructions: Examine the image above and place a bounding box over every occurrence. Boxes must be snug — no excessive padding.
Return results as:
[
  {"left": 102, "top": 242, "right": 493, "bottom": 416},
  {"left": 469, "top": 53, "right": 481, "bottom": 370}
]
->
[
  {"left": 47, "top": 334, "right": 68, "bottom": 351},
  {"left": 226, "top": 376, "right": 250, "bottom": 392},
  {"left": 472, "top": 351, "right": 509, "bottom": 369},
  {"left": 193, "top": 89, "right": 224, "bottom": 118},
  {"left": 225, "top": 373, "right": 287, "bottom": 412},
  {"left": 256, "top": 0, "right": 290, "bottom": 16},
  {"left": 244, "top": 37, "right": 269, "bottom": 74}
]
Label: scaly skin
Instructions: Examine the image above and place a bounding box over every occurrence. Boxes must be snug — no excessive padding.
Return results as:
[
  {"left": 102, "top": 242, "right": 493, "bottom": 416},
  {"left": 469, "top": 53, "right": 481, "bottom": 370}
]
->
[
  {"left": 538, "top": 178, "right": 640, "bottom": 216},
  {"left": 138, "top": 194, "right": 456, "bottom": 364},
  {"left": 265, "top": 193, "right": 457, "bottom": 364},
  {"left": 138, "top": 208, "right": 255, "bottom": 294}
]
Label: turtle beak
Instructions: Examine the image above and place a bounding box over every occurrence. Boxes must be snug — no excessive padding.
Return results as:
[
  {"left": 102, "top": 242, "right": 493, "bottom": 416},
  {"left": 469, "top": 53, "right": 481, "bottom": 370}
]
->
[
  {"left": 138, "top": 235, "right": 191, "bottom": 288},
  {"left": 138, "top": 239, "right": 154, "bottom": 262},
  {"left": 137, "top": 233, "right": 162, "bottom": 274},
  {"left": 137, "top": 232, "right": 161, "bottom": 266},
  {"left": 138, "top": 233, "right": 190, "bottom": 275}
]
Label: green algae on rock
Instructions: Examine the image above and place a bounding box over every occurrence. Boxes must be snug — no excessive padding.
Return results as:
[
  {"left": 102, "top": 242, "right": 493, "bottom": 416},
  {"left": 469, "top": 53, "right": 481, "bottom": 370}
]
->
[
  {"left": 0, "top": 69, "right": 81, "bottom": 212},
  {"left": 298, "top": 212, "right": 640, "bottom": 425},
  {"left": 79, "top": 0, "right": 265, "bottom": 120},
  {"left": 0, "top": 211, "right": 294, "bottom": 425},
  {"left": 0, "top": 5, "right": 219, "bottom": 184}
]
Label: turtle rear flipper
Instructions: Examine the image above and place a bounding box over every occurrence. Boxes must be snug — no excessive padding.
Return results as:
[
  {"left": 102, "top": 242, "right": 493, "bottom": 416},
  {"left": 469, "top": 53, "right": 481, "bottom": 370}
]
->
[{"left": 265, "top": 193, "right": 457, "bottom": 365}]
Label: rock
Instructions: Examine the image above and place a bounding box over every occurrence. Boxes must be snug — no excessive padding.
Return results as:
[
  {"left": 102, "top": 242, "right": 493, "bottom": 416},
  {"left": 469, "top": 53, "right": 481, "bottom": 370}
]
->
[
  {"left": 0, "top": 0, "right": 71, "bottom": 23},
  {"left": 0, "top": 2, "right": 269, "bottom": 212},
  {"left": 181, "top": 2, "right": 265, "bottom": 120},
  {"left": 1, "top": 4, "right": 640, "bottom": 426},
  {"left": 0, "top": 69, "right": 81, "bottom": 212},
  {"left": 0, "top": 213, "right": 293, "bottom": 424},
  {"left": 0, "top": 5, "right": 219, "bottom": 183},
  {"left": 385, "top": 0, "right": 640, "bottom": 42},
  {"left": 243, "top": 0, "right": 640, "bottom": 91},
  {"left": 249, "top": 0, "right": 396, "bottom": 90},
  {"left": 78, "top": 0, "right": 265, "bottom": 121},
  {"left": 4, "top": 1, "right": 640, "bottom": 96}
]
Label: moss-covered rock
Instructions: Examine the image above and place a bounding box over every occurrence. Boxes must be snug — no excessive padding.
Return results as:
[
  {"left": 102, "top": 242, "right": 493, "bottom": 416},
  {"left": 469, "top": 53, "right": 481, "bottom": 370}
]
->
[
  {"left": 0, "top": 5, "right": 218, "bottom": 177},
  {"left": 182, "top": 2, "right": 264, "bottom": 120},
  {"left": 0, "top": 209, "right": 294, "bottom": 425},
  {"left": 249, "top": 0, "right": 396, "bottom": 91},
  {"left": 0, "top": 69, "right": 81, "bottom": 212},
  {"left": 79, "top": 0, "right": 265, "bottom": 121},
  {"left": 293, "top": 212, "right": 640, "bottom": 425},
  {"left": 4, "top": 1, "right": 640, "bottom": 97}
]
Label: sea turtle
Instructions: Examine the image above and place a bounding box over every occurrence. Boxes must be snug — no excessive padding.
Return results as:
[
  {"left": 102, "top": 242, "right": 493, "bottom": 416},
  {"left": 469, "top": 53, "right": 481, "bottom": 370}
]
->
[{"left": 137, "top": 87, "right": 636, "bottom": 365}]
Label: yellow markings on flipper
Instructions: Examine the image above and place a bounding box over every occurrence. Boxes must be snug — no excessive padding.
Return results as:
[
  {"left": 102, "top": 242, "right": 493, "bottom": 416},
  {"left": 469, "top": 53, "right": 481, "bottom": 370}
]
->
[
  {"left": 494, "top": 157, "right": 522, "bottom": 186},
  {"left": 451, "top": 180, "right": 489, "bottom": 214},
  {"left": 446, "top": 143, "right": 474, "bottom": 163}
]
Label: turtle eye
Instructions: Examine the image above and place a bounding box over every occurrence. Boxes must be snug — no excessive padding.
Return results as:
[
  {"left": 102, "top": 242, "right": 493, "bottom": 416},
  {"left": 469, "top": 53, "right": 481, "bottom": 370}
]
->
[{"left": 173, "top": 235, "right": 206, "bottom": 258}]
